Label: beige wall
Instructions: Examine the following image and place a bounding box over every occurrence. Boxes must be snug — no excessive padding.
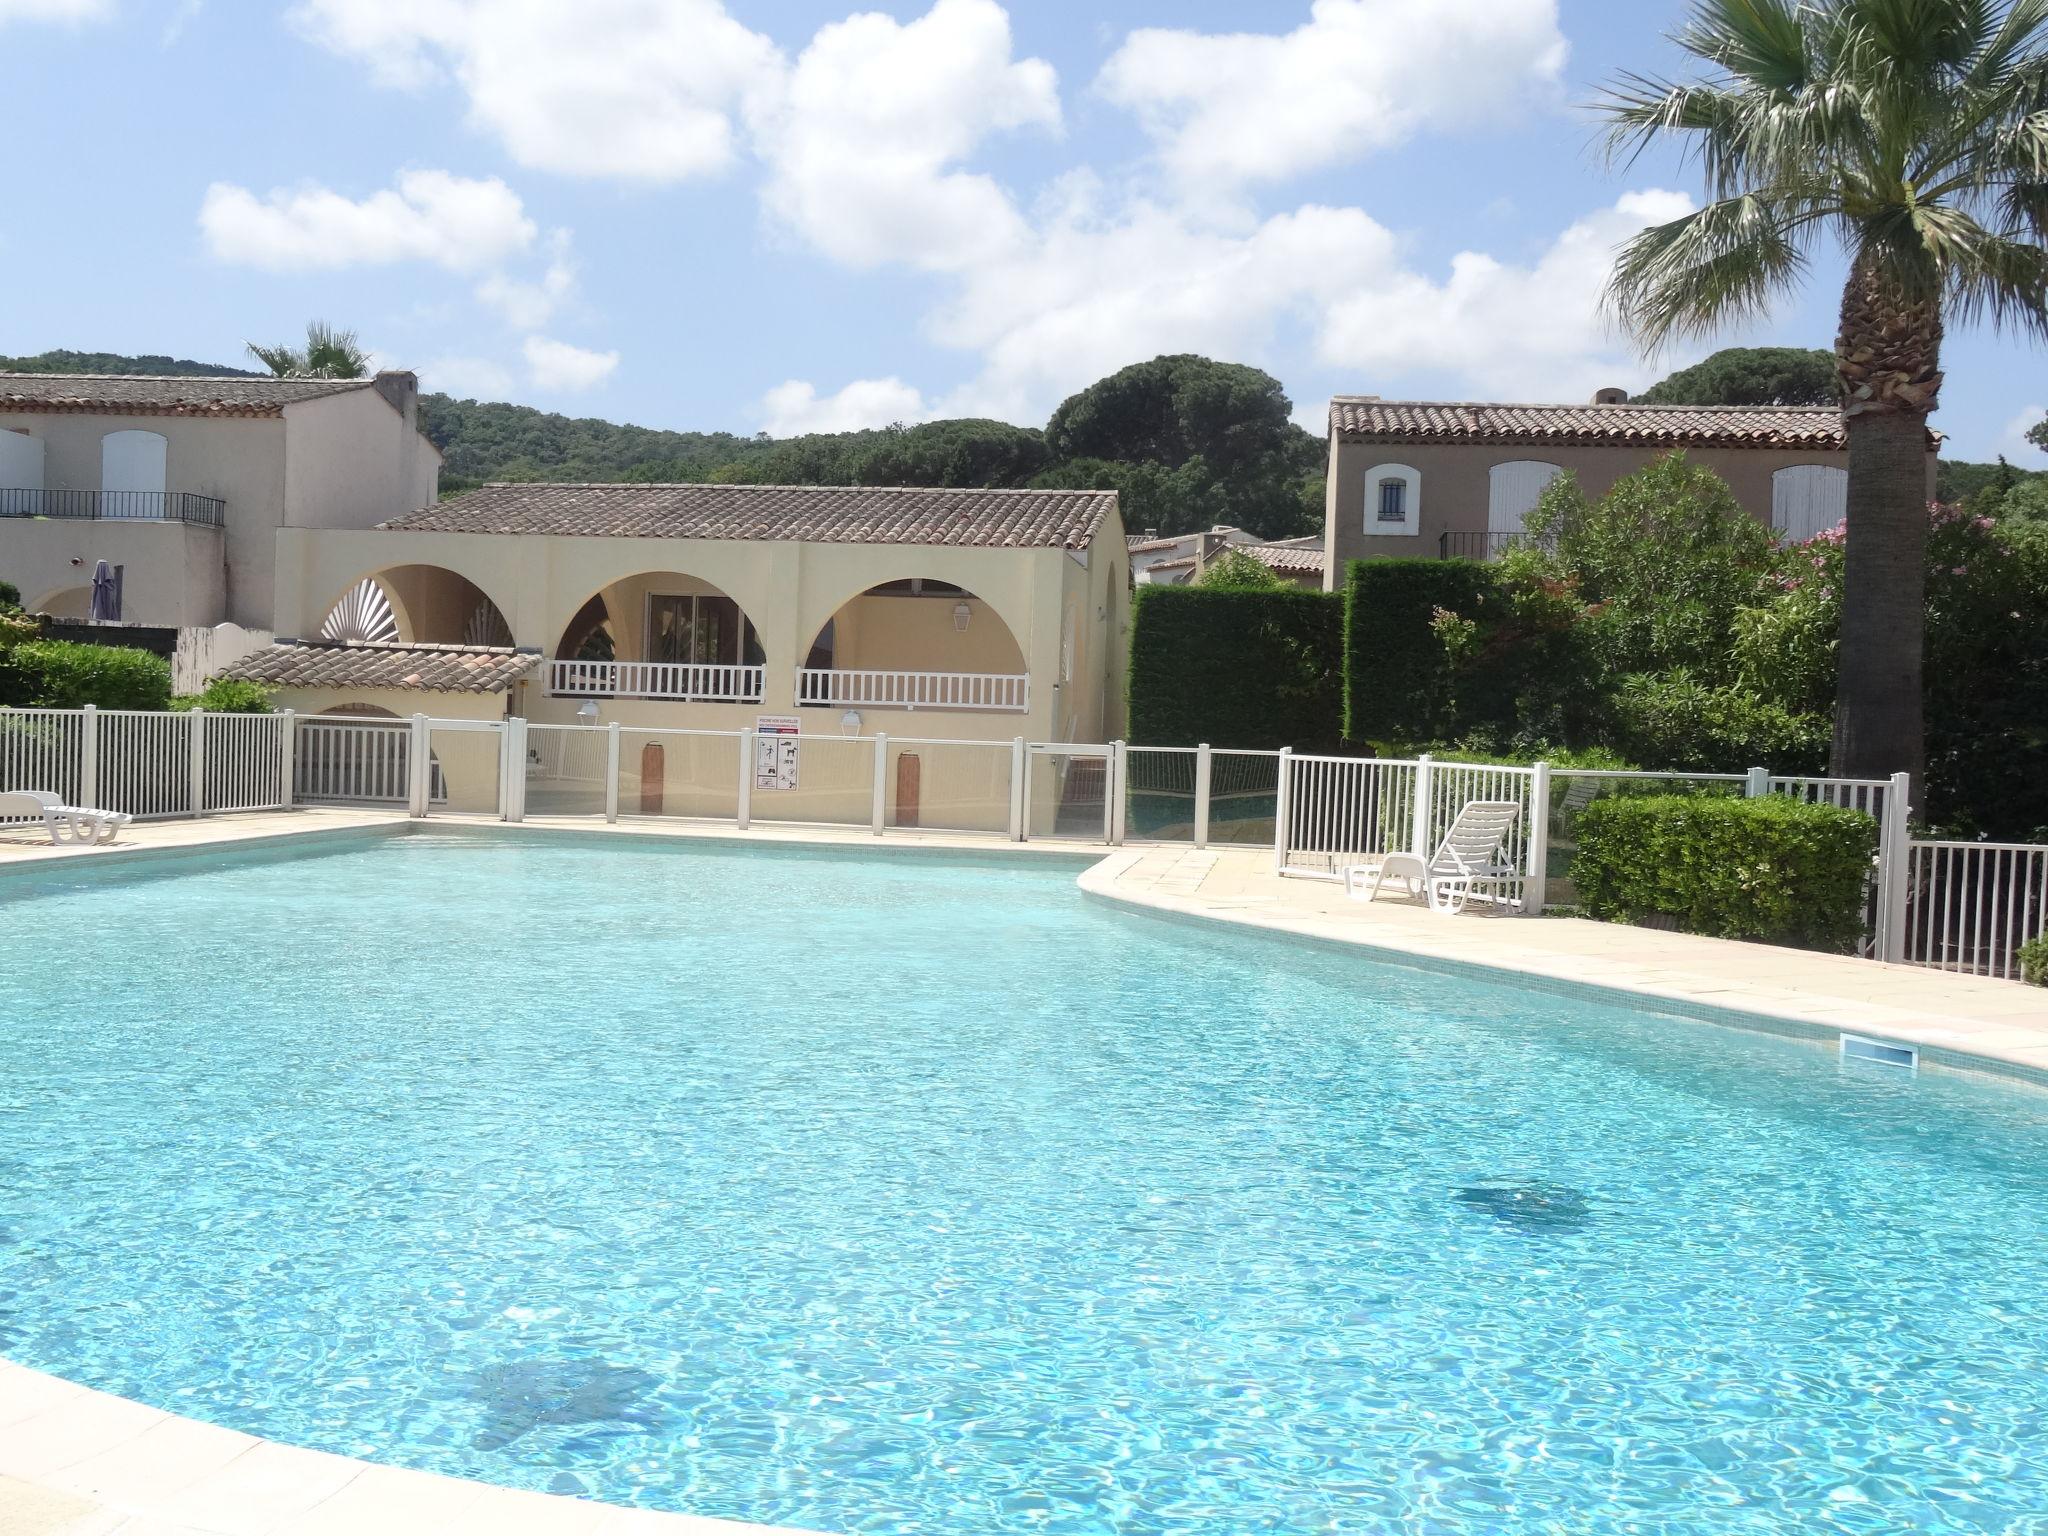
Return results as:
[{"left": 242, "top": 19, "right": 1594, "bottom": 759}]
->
[
  {"left": 0, "top": 390, "right": 439, "bottom": 630},
  {"left": 829, "top": 591, "right": 1027, "bottom": 674},
  {"left": 273, "top": 510, "right": 1131, "bottom": 746},
  {"left": 12, "top": 518, "right": 225, "bottom": 627},
  {"left": 1322, "top": 434, "right": 1939, "bottom": 585}
]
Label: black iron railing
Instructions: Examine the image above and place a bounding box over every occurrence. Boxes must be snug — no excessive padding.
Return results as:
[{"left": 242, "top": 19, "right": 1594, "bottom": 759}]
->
[
  {"left": 0, "top": 489, "right": 226, "bottom": 527},
  {"left": 1437, "top": 530, "right": 1551, "bottom": 561}
]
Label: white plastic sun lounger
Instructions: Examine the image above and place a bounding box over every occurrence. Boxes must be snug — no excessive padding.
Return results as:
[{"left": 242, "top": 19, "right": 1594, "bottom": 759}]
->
[
  {"left": 1342, "top": 799, "right": 1523, "bottom": 915},
  {"left": 0, "top": 789, "right": 132, "bottom": 845}
]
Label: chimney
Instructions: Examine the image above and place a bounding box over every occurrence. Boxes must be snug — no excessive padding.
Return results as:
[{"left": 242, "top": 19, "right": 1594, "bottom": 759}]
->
[
  {"left": 373, "top": 369, "right": 419, "bottom": 430},
  {"left": 1591, "top": 386, "right": 1629, "bottom": 405}
]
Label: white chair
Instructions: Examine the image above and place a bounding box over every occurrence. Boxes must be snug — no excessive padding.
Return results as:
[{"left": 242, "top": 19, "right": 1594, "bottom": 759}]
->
[
  {"left": 0, "top": 790, "right": 132, "bottom": 846},
  {"left": 1343, "top": 800, "right": 1524, "bottom": 914}
]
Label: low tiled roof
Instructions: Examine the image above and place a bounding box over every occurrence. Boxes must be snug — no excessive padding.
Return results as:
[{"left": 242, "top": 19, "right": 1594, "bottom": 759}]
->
[
  {"left": 383, "top": 482, "right": 1117, "bottom": 550},
  {"left": 218, "top": 640, "right": 539, "bottom": 694},
  {"left": 1329, "top": 397, "right": 1865, "bottom": 450},
  {"left": 1242, "top": 544, "right": 1325, "bottom": 574},
  {"left": 0, "top": 374, "right": 380, "bottom": 418}
]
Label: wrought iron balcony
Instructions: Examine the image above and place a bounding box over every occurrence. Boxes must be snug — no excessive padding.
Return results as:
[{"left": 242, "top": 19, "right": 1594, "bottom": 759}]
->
[
  {"left": 1436, "top": 530, "right": 1552, "bottom": 561},
  {"left": 0, "top": 489, "right": 227, "bottom": 527}
]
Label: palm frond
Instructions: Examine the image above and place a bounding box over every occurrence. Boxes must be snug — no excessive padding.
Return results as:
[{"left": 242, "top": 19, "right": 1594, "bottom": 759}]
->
[
  {"left": 1908, "top": 203, "right": 2048, "bottom": 333},
  {"left": 245, "top": 341, "right": 302, "bottom": 378},
  {"left": 1674, "top": 0, "right": 1812, "bottom": 91},
  {"left": 1606, "top": 196, "right": 1816, "bottom": 347}
]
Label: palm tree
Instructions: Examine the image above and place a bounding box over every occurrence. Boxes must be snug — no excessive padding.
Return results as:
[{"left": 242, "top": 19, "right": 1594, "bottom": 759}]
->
[
  {"left": 246, "top": 321, "right": 370, "bottom": 380},
  {"left": 1598, "top": 0, "right": 2048, "bottom": 796}
]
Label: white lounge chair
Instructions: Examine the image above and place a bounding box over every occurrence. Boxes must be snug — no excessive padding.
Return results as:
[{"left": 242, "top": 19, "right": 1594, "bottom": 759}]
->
[
  {"left": 0, "top": 790, "right": 132, "bottom": 846},
  {"left": 1343, "top": 799, "right": 1524, "bottom": 915}
]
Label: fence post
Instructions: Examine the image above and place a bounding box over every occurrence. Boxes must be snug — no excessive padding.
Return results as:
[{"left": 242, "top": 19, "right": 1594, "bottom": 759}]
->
[
  {"left": 407, "top": 714, "right": 431, "bottom": 817},
  {"left": 1523, "top": 760, "right": 1551, "bottom": 917},
  {"left": 1194, "top": 743, "right": 1212, "bottom": 850},
  {"left": 1008, "top": 736, "right": 1026, "bottom": 841},
  {"left": 1411, "top": 752, "right": 1434, "bottom": 857},
  {"left": 1877, "top": 769, "right": 1912, "bottom": 963},
  {"left": 1272, "top": 746, "right": 1293, "bottom": 873},
  {"left": 1745, "top": 765, "right": 1769, "bottom": 798},
  {"left": 502, "top": 717, "right": 528, "bottom": 823},
  {"left": 79, "top": 703, "right": 98, "bottom": 809},
  {"left": 188, "top": 707, "right": 207, "bottom": 818},
  {"left": 871, "top": 732, "right": 888, "bottom": 836},
  {"left": 278, "top": 709, "right": 296, "bottom": 810},
  {"left": 604, "top": 721, "right": 621, "bottom": 824},
  {"left": 737, "top": 729, "right": 753, "bottom": 830},
  {"left": 1110, "top": 740, "right": 1128, "bottom": 846}
]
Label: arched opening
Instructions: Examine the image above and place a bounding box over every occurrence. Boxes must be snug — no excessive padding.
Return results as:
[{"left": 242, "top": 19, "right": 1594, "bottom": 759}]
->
[
  {"left": 317, "top": 566, "right": 512, "bottom": 648},
  {"left": 1772, "top": 464, "right": 1848, "bottom": 543},
  {"left": 28, "top": 584, "right": 92, "bottom": 619},
  {"left": 547, "top": 571, "right": 765, "bottom": 702},
  {"left": 798, "top": 578, "right": 1029, "bottom": 713}
]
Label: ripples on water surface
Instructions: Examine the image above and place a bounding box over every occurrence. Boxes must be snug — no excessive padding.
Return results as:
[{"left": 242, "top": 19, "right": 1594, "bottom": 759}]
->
[{"left": 3, "top": 832, "right": 2047, "bottom": 1534}]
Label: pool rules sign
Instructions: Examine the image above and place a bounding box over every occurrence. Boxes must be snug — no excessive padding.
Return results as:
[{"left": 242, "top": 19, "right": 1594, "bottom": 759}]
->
[{"left": 755, "top": 715, "right": 801, "bottom": 791}]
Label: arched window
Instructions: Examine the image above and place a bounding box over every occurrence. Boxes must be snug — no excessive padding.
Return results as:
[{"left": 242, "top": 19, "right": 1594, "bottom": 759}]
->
[
  {"left": 101, "top": 429, "right": 167, "bottom": 516},
  {"left": 1488, "top": 460, "right": 1564, "bottom": 537},
  {"left": 1363, "top": 463, "right": 1420, "bottom": 536},
  {"left": 1772, "top": 464, "right": 1848, "bottom": 542}
]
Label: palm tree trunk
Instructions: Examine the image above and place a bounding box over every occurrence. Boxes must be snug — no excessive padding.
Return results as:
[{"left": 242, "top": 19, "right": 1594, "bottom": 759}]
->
[{"left": 1831, "top": 259, "right": 1940, "bottom": 797}]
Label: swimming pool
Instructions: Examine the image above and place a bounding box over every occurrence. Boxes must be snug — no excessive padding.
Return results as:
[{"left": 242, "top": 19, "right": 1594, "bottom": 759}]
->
[{"left": 3, "top": 830, "right": 2046, "bottom": 1534}]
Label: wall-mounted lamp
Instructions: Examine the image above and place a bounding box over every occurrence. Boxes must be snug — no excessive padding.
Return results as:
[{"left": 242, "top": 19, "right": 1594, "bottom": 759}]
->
[
  {"left": 839, "top": 710, "right": 863, "bottom": 737},
  {"left": 952, "top": 601, "right": 972, "bottom": 632},
  {"left": 577, "top": 700, "right": 600, "bottom": 726}
]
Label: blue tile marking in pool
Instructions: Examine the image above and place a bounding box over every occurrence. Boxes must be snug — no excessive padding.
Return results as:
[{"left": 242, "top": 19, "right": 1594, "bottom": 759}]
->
[{"left": 4, "top": 831, "right": 2048, "bottom": 1534}]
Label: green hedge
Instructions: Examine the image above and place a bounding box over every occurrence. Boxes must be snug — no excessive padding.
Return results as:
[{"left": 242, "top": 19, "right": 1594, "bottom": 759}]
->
[
  {"left": 0, "top": 638, "right": 171, "bottom": 710},
  {"left": 1342, "top": 559, "right": 1498, "bottom": 742},
  {"left": 1127, "top": 585, "right": 1343, "bottom": 747},
  {"left": 1571, "top": 794, "right": 1877, "bottom": 952},
  {"left": 1607, "top": 672, "right": 1830, "bottom": 774},
  {"left": 2020, "top": 935, "right": 2048, "bottom": 987}
]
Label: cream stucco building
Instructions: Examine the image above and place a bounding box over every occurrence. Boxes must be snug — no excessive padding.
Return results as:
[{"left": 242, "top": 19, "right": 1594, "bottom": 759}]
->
[
  {"left": 0, "top": 372, "right": 439, "bottom": 630},
  {"left": 1321, "top": 393, "right": 1940, "bottom": 581},
  {"left": 225, "top": 480, "right": 1130, "bottom": 746}
]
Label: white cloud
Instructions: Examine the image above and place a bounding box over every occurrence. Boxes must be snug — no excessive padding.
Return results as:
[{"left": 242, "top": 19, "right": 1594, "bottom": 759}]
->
[
  {"left": 753, "top": 0, "right": 1060, "bottom": 272},
  {"left": 0, "top": 0, "right": 108, "bottom": 22},
  {"left": 1315, "top": 189, "right": 1697, "bottom": 399},
  {"left": 421, "top": 354, "right": 517, "bottom": 400},
  {"left": 289, "top": 0, "right": 783, "bottom": 181},
  {"left": 199, "top": 169, "right": 536, "bottom": 273},
  {"left": 1997, "top": 404, "right": 2047, "bottom": 460},
  {"left": 523, "top": 336, "right": 618, "bottom": 392},
  {"left": 760, "top": 377, "right": 928, "bottom": 436},
  {"left": 1098, "top": 0, "right": 1567, "bottom": 190},
  {"left": 476, "top": 228, "right": 576, "bottom": 328}
]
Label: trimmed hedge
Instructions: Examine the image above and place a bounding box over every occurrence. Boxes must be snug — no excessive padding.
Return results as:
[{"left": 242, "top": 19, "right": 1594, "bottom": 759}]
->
[
  {"left": 1342, "top": 559, "right": 1498, "bottom": 742},
  {"left": 1127, "top": 585, "right": 1343, "bottom": 748},
  {"left": 0, "top": 638, "right": 171, "bottom": 710},
  {"left": 1571, "top": 794, "right": 1877, "bottom": 952}
]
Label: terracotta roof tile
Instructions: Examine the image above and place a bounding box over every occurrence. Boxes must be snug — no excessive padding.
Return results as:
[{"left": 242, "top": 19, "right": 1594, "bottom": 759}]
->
[
  {"left": 1325, "top": 397, "right": 1904, "bottom": 450},
  {"left": 383, "top": 482, "right": 1117, "bottom": 550},
  {"left": 1242, "top": 544, "right": 1325, "bottom": 573},
  {"left": 218, "top": 641, "right": 538, "bottom": 695},
  {"left": 0, "top": 374, "right": 381, "bottom": 418}
]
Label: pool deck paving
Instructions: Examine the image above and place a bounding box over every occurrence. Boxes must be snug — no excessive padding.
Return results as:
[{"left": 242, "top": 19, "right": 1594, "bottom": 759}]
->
[{"left": 1, "top": 809, "right": 2044, "bottom": 1535}]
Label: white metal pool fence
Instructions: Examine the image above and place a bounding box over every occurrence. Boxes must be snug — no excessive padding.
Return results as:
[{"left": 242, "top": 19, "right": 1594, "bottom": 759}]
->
[{"left": 2, "top": 705, "right": 2041, "bottom": 980}]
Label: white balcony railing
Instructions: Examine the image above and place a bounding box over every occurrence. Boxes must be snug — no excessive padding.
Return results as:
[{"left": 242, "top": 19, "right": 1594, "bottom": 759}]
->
[
  {"left": 797, "top": 668, "right": 1030, "bottom": 712},
  {"left": 547, "top": 659, "right": 765, "bottom": 703}
]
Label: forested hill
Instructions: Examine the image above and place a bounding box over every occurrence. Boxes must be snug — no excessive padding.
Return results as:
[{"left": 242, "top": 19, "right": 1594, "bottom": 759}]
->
[{"left": 0, "top": 350, "right": 1328, "bottom": 540}]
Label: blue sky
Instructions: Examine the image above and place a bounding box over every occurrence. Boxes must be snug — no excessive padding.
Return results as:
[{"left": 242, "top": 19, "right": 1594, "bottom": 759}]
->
[{"left": 1, "top": 0, "right": 2039, "bottom": 459}]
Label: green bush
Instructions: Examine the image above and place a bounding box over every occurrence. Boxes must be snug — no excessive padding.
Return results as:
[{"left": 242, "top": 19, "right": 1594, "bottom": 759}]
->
[
  {"left": 1342, "top": 559, "right": 1498, "bottom": 741},
  {"left": 1128, "top": 585, "right": 1343, "bottom": 747},
  {"left": 1606, "top": 671, "right": 1829, "bottom": 774},
  {"left": 1196, "top": 550, "right": 1284, "bottom": 590},
  {"left": 1572, "top": 794, "right": 1877, "bottom": 952},
  {"left": 2020, "top": 935, "right": 2048, "bottom": 987},
  {"left": 169, "top": 678, "right": 274, "bottom": 713},
  {"left": 0, "top": 579, "right": 19, "bottom": 611},
  {"left": 0, "top": 638, "right": 171, "bottom": 710}
]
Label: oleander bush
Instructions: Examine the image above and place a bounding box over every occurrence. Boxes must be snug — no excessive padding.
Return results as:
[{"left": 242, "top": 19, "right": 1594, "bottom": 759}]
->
[
  {"left": 2020, "top": 935, "right": 2048, "bottom": 987},
  {"left": 1571, "top": 794, "right": 1877, "bottom": 952}
]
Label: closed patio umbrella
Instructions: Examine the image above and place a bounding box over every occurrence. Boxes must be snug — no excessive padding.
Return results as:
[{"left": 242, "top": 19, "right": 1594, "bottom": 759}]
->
[{"left": 89, "top": 560, "right": 120, "bottom": 622}]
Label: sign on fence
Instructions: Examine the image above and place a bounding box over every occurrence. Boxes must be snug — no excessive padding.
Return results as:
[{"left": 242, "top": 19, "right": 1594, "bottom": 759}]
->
[{"left": 754, "top": 715, "right": 800, "bottom": 791}]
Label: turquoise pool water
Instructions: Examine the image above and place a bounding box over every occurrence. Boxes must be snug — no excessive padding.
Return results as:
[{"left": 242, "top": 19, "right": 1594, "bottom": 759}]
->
[{"left": 3, "top": 832, "right": 2047, "bottom": 1534}]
